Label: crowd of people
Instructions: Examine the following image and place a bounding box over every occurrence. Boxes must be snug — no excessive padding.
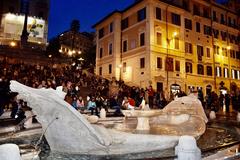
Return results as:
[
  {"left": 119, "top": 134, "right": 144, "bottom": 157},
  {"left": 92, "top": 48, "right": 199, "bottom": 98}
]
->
[{"left": 0, "top": 59, "right": 240, "bottom": 121}]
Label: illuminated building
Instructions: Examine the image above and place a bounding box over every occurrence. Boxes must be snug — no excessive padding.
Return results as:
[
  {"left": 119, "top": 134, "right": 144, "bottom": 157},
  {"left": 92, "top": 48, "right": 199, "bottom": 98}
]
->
[
  {"left": 93, "top": 0, "right": 240, "bottom": 97},
  {"left": 58, "top": 31, "right": 94, "bottom": 57},
  {"left": 0, "top": 0, "right": 49, "bottom": 49}
]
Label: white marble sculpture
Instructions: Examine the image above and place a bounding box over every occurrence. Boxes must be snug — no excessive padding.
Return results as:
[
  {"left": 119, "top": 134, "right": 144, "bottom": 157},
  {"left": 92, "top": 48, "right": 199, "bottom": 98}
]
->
[
  {"left": 0, "top": 144, "right": 21, "bottom": 160},
  {"left": 122, "top": 94, "right": 208, "bottom": 138},
  {"left": 10, "top": 80, "right": 179, "bottom": 155}
]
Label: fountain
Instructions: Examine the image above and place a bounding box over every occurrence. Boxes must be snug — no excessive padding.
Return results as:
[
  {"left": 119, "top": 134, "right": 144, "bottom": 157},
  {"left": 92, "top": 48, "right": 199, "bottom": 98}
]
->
[
  {"left": 121, "top": 95, "right": 207, "bottom": 138},
  {"left": 0, "top": 81, "right": 239, "bottom": 159},
  {"left": 9, "top": 80, "right": 181, "bottom": 155}
]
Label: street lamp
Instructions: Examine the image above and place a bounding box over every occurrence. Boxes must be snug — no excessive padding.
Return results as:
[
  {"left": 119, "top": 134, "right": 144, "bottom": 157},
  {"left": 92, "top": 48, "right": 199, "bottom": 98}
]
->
[{"left": 10, "top": 41, "right": 16, "bottom": 47}]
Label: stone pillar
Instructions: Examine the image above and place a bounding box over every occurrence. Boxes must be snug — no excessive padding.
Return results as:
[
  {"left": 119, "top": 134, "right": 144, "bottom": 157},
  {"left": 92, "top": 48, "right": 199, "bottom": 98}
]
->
[
  {"left": 209, "top": 111, "right": 216, "bottom": 120},
  {"left": 0, "top": 144, "right": 21, "bottom": 160},
  {"left": 24, "top": 111, "right": 34, "bottom": 128},
  {"left": 100, "top": 108, "right": 106, "bottom": 119},
  {"left": 175, "top": 136, "right": 201, "bottom": 160}
]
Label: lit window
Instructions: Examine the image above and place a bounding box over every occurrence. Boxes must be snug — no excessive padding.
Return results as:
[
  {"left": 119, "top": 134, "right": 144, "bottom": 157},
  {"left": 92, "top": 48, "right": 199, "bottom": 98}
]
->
[
  {"left": 224, "top": 68, "right": 229, "bottom": 78},
  {"left": 232, "top": 69, "right": 235, "bottom": 79}
]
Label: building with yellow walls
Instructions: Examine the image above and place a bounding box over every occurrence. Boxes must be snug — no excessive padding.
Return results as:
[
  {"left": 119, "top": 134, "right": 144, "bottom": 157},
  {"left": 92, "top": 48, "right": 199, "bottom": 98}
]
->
[{"left": 93, "top": 0, "right": 240, "bottom": 98}]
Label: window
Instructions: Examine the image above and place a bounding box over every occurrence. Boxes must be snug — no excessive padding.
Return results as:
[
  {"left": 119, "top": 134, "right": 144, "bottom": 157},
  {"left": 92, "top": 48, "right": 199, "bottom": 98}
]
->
[
  {"left": 230, "top": 50, "right": 235, "bottom": 58},
  {"left": 121, "top": 18, "right": 128, "bottom": 30},
  {"left": 228, "top": 17, "right": 232, "bottom": 26},
  {"left": 109, "top": 22, "right": 113, "bottom": 32},
  {"left": 174, "top": 37, "right": 179, "bottom": 49},
  {"left": 206, "top": 48, "right": 210, "bottom": 57},
  {"left": 156, "top": 32, "right": 162, "bottom": 45},
  {"left": 140, "top": 33, "right": 145, "bottom": 46},
  {"left": 196, "top": 22, "right": 200, "bottom": 33},
  {"left": 221, "top": 31, "right": 227, "bottom": 41},
  {"left": 138, "top": 8, "right": 146, "bottom": 22},
  {"left": 193, "top": 4, "right": 200, "bottom": 15},
  {"left": 222, "top": 48, "right": 227, "bottom": 56},
  {"left": 185, "top": 18, "right": 192, "bottom": 30},
  {"left": 237, "top": 71, "right": 240, "bottom": 80},
  {"left": 123, "top": 40, "right": 128, "bottom": 52},
  {"left": 109, "top": 64, "right": 112, "bottom": 74},
  {"left": 175, "top": 60, "right": 180, "bottom": 72},
  {"left": 109, "top": 43, "right": 112, "bottom": 55},
  {"left": 185, "top": 42, "right": 192, "bottom": 53},
  {"left": 236, "top": 51, "right": 240, "bottom": 60},
  {"left": 165, "top": 57, "right": 174, "bottom": 71},
  {"left": 216, "top": 66, "right": 222, "bottom": 77},
  {"left": 140, "top": 58, "right": 145, "bottom": 68},
  {"left": 123, "top": 62, "right": 126, "bottom": 73},
  {"left": 203, "top": 8, "right": 210, "bottom": 18},
  {"left": 185, "top": 62, "right": 192, "bottom": 73},
  {"left": 156, "top": 7, "right": 161, "bottom": 20},
  {"left": 204, "top": 25, "right": 211, "bottom": 36},
  {"left": 171, "top": 13, "right": 181, "bottom": 26},
  {"left": 197, "top": 45, "right": 203, "bottom": 60},
  {"left": 232, "top": 69, "right": 235, "bottom": 79},
  {"left": 224, "top": 68, "right": 229, "bottom": 78},
  {"left": 207, "top": 66, "right": 212, "bottom": 76},
  {"left": 213, "top": 29, "right": 219, "bottom": 39},
  {"left": 99, "top": 28, "right": 104, "bottom": 39},
  {"left": 197, "top": 64, "right": 204, "bottom": 75},
  {"left": 99, "top": 67, "right": 102, "bottom": 76},
  {"left": 157, "top": 57, "right": 162, "bottom": 69},
  {"left": 213, "top": 45, "right": 220, "bottom": 54},
  {"left": 213, "top": 11, "right": 217, "bottom": 21},
  {"left": 221, "top": 14, "right": 225, "bottom": 24},
  {"left": 99, "top": 48, "right": 103, "bottom": 58}
]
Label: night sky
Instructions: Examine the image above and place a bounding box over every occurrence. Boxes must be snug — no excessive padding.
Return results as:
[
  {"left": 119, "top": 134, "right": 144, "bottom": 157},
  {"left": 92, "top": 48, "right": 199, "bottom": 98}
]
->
[{"left": 48, "top": 0, "right": 226, "bottom": 39}]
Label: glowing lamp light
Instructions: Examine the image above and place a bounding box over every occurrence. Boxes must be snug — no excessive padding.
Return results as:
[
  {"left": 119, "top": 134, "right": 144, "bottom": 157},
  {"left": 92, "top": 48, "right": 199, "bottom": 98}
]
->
[
  {"left": 78, "top": 58, "right": 84, "bottom": 61},
  {"left": 173, "top": 31, "right": 178, "bottom": 37},
  {"left": 59, "top": 49, "right": 63, "bottom": 53},
  {"left": 118, "top": 64, "right": 123, "bottom": 68},
  {"left": 72, "top": 50, "right": 76, "bottom": 54},
  {"left": 227, "top": 46, "right": 231, "bottom": 50},
  {"left": 38, "top": 41, "right": 41, "bottom": 44},
  {"left": 48, "top": 54, "right": 52, "bottom": 58},
  {"left": 10, "top": 41, "right": 16, "bottom": 47},
  {"left": 68, "top": 51, "right": 73, "bottom": 56},
  {"left": 78, "top": 51, "right": 82, "bottom": 54}
]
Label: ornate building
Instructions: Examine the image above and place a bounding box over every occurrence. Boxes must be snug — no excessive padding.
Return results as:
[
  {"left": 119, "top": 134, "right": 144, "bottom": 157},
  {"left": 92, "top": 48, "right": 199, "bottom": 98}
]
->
[
  {"left": 93, "top": 0, "right": 240, "bottom": 97},
  {"left": 0, "top": 0, "right": 49, "bottom": 49},
  {"left": 58, "top": 31, "right": 94, "bottom": 57}
]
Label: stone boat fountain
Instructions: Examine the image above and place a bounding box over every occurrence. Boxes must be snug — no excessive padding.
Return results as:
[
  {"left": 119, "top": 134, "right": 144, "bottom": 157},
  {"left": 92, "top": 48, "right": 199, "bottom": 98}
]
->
[{"left": 8, "top": 80, "right": 207, "bottom": 156}]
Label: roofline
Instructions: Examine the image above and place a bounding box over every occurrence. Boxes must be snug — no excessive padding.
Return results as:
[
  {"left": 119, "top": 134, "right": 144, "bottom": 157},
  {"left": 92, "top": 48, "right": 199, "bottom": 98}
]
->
[
  {"left": 92, "top": 0, "right": 144, "bottom": 28},
  {"left": 92, "top": 10, "right": 121, "bottom": 28},
  {"left": 92, "top": 0, "right": 238, "bottom": 29}
]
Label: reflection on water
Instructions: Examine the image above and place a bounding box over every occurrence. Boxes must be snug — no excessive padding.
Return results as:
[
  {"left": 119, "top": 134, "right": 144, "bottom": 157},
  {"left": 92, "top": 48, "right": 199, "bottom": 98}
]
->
[{"left": 0, "top": 122, "right": 240, "bottom": 160}]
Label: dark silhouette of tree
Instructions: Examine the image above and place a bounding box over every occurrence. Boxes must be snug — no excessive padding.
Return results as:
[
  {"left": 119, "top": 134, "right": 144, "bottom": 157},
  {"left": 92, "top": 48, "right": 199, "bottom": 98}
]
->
[
  {"left": 70, "top": 19, "right": 80, "bottom": 32},
  {"left": 46, "top": 37, "right": 60, "bottom": 57},
  {"left": 70, "top": 19, "right": 80, "bottom": 50},
  {"left": 81, "top": 45, "right": 96, "bottom": 69}
]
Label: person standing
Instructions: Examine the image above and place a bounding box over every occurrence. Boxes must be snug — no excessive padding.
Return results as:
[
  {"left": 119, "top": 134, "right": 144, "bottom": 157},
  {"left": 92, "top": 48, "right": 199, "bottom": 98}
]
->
[
  {"left": 147, "top": 85, "right": 154, "bottom": 109},
  {"left": 225, "top": 93, "right": 230, "bottom": 113}
]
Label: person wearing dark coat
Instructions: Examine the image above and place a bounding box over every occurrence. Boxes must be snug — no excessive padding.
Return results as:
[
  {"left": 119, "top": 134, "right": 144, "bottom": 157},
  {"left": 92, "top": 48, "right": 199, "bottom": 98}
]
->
[{"left": 225, "top": 93, "right": 230, "bottom": 113}]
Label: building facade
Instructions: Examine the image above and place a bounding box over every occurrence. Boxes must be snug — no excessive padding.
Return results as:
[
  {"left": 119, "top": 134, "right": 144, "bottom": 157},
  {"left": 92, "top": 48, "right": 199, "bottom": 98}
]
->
[
  {"left": 0, "top": 0, "right": 49, "bottom": 49},
  {"left": 93, "top": 0, "right": 240, "bottom": 97},
  {"left": 58, "top": 31, "right": 94, "bottom": 57}
]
